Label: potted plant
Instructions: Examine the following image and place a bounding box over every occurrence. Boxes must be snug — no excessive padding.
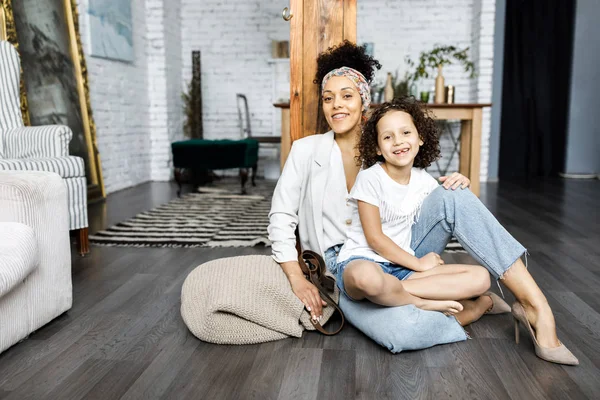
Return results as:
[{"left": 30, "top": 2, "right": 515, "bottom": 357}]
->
[
  {"left": 393, "top": 70, "right": 411, "bottom": 98},
  {"left": 405, "top": 45, "right": 475, "bottom": 103},
  {"left": 182, "top": 78, "right": 202, "bottom": 139}
]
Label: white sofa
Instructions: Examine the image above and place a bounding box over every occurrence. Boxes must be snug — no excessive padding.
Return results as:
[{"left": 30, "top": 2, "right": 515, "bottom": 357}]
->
[{"left": 0, "top": 171, "right": 72, "bottom": 354}]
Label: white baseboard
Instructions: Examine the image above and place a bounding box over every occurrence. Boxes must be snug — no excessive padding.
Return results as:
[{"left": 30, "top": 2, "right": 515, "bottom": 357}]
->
[{"left": 559, "top": 172, "right": 598, "bottom": 179}]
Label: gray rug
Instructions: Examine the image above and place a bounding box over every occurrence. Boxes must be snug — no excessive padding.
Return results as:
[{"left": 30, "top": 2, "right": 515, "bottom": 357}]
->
[
  {"left": 90, "top": 178, "right": 466, "bottom": 252},
  {"left": 90, "top": 179, "right": 275, "bottom": 248}
]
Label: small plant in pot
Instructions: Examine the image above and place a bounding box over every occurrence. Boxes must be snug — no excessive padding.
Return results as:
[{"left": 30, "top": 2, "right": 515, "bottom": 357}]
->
[
  {"left": 182, "top": 79, "right": 202, "bottom": 139},
  {"left": 406, "top": 45, "right": 475, "bottom": 103},
  {"left": 393, "top": 70, "right": 411, "bottom": 98}
]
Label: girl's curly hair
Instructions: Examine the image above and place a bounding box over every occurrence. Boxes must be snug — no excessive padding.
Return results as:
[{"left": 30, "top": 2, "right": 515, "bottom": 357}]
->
[
  {"left": 359, "top": 96, "right": 441, "bottom": 169},
  {"left": 314, "top": 40, "right": 381, "bottom": 85}
]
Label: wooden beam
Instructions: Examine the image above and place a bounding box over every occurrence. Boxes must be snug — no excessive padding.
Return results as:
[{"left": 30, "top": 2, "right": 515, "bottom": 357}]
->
[
  {"left": 289, "top": 0, "right": 357, "bottom": 143},
  {"left": 343, "top": 0, "right": 356, "bottom": 42},
  {"left": 301, "top": 0, "right": 319, "bottom": 140},
  {"left": 289, "top": 0, "right": 303, "bottom": 145},
  {"left": 280, "top": 108, "right": 291, "bottom": 170}
]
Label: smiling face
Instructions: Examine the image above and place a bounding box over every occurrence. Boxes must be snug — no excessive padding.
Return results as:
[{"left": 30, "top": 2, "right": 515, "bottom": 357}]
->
[
  {"left": 322, "top": 76, "right": 363, "bottom": 136},
  {"left": 376, "top": 110, "right": 424, "bottom": 169}
]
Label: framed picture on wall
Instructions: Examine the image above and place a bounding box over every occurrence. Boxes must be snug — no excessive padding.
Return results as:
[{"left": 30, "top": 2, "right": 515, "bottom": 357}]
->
[
  {"left": 1, "top": 0, "right": 105, "bottom": 200},
  {"left": 88, "top": 0, "right": 134, "bottom": 62}
]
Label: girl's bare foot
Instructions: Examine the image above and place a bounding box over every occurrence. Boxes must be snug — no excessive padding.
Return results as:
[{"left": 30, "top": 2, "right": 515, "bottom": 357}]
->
[
  {"left": 481, "top": 294, "right": 494, "bottom": 313},
  {"left": 454, "top": 296, "right": 493, "bottom": 326},
  {"left": 415, "top": 299, "right": 463, "bottom": 314}
]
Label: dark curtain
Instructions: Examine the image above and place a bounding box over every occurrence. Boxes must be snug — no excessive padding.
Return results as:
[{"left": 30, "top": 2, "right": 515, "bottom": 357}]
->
[{"left": 499, "top": 0, "right": 576, "bottom": 179}]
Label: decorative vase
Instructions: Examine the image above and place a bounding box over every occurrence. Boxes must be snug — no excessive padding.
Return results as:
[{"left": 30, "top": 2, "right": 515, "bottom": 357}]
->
[
  {"left": 384, "top": 72, "right": 394, "bottom": 102},
  {"left": 420, "top": 91, "right": 430, "bottom": 103},
  {"left": 435, "top": 65, "right": 445, "bottom": 104}
]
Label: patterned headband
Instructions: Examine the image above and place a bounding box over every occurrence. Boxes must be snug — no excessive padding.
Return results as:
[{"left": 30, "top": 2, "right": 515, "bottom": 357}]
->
[{"left": 321, "top": 66, "right": 371, "bottom": 113}]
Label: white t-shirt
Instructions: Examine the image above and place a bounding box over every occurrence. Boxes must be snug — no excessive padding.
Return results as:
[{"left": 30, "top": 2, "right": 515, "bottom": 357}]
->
[
  {"left": 322, "top": 142, "right": 354, "bottom": 250},
  {"left": 337, "top": 163, "right": 439, "bottom": 263}
]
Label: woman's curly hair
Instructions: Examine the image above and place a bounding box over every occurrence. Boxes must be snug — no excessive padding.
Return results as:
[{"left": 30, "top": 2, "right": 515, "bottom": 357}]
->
[
  {"left": 358, "top": 96, "right": 441, "bottom": 169},
  {"left": 314, "top": 40, "right": 381, "bottom": 85}
]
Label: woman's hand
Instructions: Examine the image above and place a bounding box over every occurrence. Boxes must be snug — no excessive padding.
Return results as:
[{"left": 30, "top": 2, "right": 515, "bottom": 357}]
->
[
  {"left": 439, "top": 172, "right": 470, "bottom": 190},
  {"left": 288, "top": 274, "right": 326, "bottom": 320},
  {"left": 417, "top": 252, "right": 444, "bottom": 271}
]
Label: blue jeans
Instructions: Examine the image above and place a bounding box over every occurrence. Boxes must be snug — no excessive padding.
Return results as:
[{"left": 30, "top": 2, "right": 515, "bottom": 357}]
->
[
  {"left": 325, "top": 186, "right": 526, "bottom": 353},
  {"left": 325, "top": 245, "right": 467, "bottom": 353},
  {"left": 411, "top": 186, "right": 526, "bottom": 279}
]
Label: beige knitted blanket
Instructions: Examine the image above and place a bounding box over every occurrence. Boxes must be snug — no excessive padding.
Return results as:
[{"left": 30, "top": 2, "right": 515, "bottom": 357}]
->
[{"left": 180, "top": 255, "right": 339, "bottom": 344}]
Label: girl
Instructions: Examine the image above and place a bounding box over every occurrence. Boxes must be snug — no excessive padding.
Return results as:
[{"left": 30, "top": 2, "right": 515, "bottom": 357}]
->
[{"left": 335, "top": 97, "right": 510, "bottom": 325}]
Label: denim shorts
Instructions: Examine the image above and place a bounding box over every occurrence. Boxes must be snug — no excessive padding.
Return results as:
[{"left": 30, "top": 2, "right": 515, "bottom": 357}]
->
[{"left": 335, "top": 256, "right": 414, "bottom": 300}]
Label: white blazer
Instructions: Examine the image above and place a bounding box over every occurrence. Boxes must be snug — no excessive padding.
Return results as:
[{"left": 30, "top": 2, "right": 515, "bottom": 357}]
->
[{"left": 268, "top": 130, "right": 336, "bottom": 263}]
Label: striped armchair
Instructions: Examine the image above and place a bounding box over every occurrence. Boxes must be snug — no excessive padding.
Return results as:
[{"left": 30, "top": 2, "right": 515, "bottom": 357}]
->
[{"left": 0, "top": 41, "right": 89, "bottom": 254}]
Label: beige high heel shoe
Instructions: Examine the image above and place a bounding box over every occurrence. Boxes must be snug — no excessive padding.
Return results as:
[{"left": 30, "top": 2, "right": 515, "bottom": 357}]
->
[
  {"left": 483, "top": 291, "right": 511, "bottom": 314},
  {"left": 512, "top": 302, "right": 579, "bottom": 365}
]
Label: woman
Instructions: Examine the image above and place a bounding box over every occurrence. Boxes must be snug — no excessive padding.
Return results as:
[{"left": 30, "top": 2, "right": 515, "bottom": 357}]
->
[{"left": 268, "top": 41, "right": 577, "bottom": 364}]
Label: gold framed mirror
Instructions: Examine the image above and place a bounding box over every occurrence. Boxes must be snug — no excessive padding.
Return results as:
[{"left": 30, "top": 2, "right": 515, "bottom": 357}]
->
[{"left": 0, "top": 0, "right": 105, "bottom": 200}]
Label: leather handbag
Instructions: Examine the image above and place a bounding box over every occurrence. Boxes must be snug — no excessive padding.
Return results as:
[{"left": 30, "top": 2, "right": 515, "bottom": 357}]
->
[{"left": 296, "top": 244, "right": 345, "bottom": 335}]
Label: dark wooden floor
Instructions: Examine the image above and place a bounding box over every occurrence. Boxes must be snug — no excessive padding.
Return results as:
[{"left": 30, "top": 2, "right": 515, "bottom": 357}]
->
[{"left": 0, "top": 178, "right": 598, "bottom": 400}]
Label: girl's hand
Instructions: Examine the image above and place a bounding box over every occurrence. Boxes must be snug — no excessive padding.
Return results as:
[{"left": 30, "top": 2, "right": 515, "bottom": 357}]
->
[
  {"left": 288, "top": 274, "right": 326, "bottom": 321},
  {"left": 417, "top": 252, "right": 444, "bottom": 271},
  {"left": 439, "top": 172, "right": 470, "bottom": 190}
]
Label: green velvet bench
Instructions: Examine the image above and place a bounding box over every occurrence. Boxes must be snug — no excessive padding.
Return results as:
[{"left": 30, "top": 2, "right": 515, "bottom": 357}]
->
[{"left": 171, "top": 138, "right": 259, "bottom": 195}]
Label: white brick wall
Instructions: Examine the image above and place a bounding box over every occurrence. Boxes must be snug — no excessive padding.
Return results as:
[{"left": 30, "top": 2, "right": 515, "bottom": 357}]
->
[
  {"left": 470, "top": 0, "right": 495, "bottom": 180},
  {"left": 147, "top": 0, "right": 184, "bottom": 181},
  {"left": 76, "top": 0, "right": 495, "bottom": 193},
  {"left": 77, "top": 0, "right": 182, "bottom": 194},
  {"left": 77, "top": 0, "right": 153, "bottom": 194},
  {"left": 164, "top": 0, "right": 184, "bottom": 177},
  {"left": 358, "top": 0, "right": 495, "bottom": 181},
  {"left": 180, "top": 1, "right": 289, "bottom": 141}
]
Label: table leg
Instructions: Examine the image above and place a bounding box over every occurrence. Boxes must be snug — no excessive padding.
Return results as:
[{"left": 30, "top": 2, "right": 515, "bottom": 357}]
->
[
  {"left": 470, "top": 109, "right": 482, "bottom": 196},
  {"left": 76, "top": 227, "right": 90, "bottom": 256},
  {"left": 459, "top": 116, "right": 481, "bottom": 197},
  {"left": 459, "top": 119, "right": 472, "bottom": 178},
  {"left": 240, "top": 168, "right": 248, "bottom": 195},
  {"left": 174, "top": 168, "right": 184, "bottom": 197}
]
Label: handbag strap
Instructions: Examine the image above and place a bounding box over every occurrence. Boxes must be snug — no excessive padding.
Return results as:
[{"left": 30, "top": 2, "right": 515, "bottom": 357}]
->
[
  {"left": 301, "top": 249, "right": 345, "bottom": 335},
  {"left": 295, "top": 235, "right": 309, "bottom": 274},
  {"left": 306, "top": 270, "right": 345, "bottom": 335},
  {"left": 301, "top": 250, "right": 335, "bottom": 291}
]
